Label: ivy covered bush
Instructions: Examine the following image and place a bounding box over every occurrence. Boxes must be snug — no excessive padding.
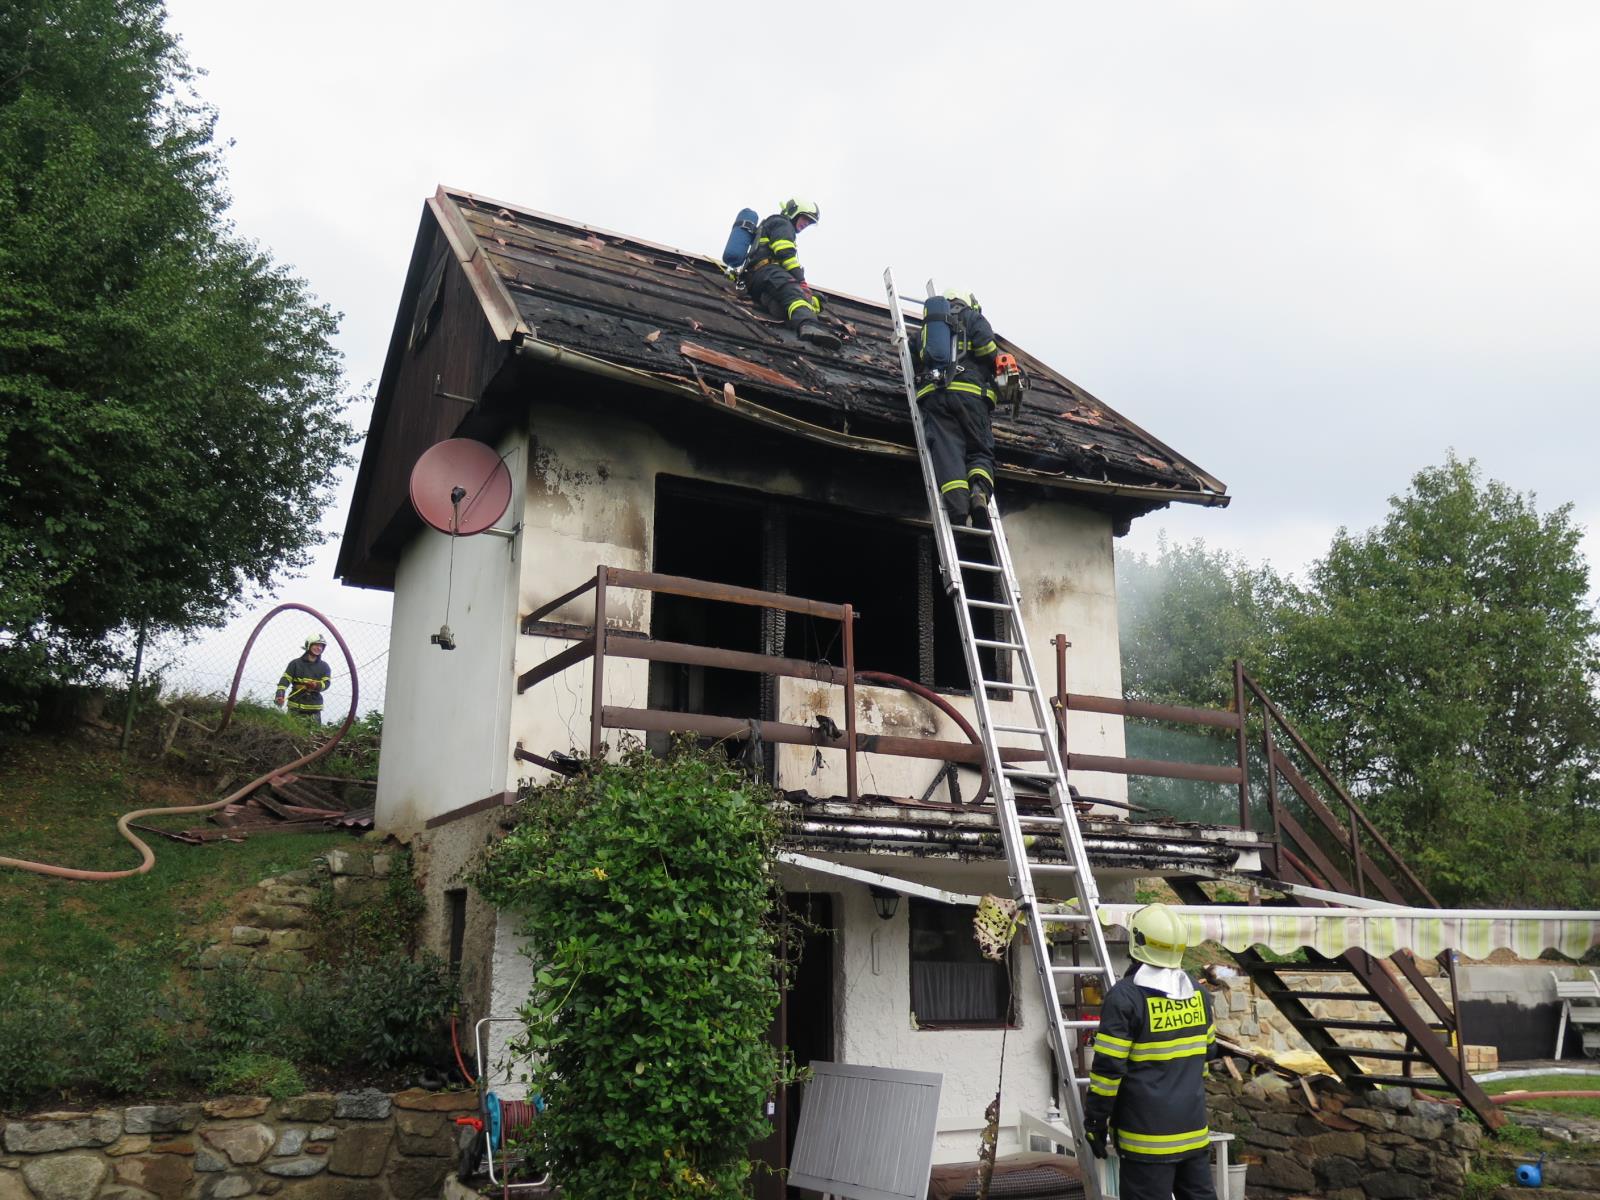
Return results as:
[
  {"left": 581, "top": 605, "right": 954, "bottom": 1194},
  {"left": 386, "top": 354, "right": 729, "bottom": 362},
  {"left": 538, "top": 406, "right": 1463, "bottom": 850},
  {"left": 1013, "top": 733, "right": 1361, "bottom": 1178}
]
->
[{"left": 475, "top": 746, "right": 787, "bottom": 1199}]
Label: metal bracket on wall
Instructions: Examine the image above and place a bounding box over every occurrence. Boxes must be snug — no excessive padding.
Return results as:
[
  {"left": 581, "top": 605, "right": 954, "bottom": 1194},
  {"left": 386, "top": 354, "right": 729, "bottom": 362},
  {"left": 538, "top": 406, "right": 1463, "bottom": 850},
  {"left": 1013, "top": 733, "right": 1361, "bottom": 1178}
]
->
[{"left": 433, "top": 374, "right": 479, "bottom": 409}]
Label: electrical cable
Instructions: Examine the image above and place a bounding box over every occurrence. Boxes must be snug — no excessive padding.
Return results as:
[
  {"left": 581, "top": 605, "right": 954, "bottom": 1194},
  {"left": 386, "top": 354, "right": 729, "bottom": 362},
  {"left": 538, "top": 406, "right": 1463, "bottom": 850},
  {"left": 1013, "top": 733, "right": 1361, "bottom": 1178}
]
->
[{"left": 0, "top": 603, "right": 359, "bottom": 881}]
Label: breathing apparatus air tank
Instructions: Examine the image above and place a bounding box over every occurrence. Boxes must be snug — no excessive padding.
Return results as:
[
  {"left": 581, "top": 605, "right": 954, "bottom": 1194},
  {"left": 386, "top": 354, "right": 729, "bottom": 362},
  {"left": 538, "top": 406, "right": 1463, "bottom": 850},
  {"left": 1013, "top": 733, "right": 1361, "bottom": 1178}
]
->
[
  {"left": 919, "top": 295, "right": 956, "bottom": 385},
  {"left": 722, "top": 208, "right": 760, "bottom": 269}
]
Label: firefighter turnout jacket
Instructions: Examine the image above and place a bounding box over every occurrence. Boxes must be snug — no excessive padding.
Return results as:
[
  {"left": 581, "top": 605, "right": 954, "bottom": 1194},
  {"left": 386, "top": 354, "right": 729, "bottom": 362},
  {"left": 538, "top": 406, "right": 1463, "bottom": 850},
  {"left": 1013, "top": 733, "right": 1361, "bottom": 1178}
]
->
[
  {"left": 276, "top": 654, "right": 331, "bottom": 716},
  {"left": 1085, "top": 972, "right": 1218, "bottom": 1160},
  {"left": 743, "top": 213, "right": 816, "bottom": 322},
  {"left": 915, "top": 305, "right": 1002, "bottom": 405}
]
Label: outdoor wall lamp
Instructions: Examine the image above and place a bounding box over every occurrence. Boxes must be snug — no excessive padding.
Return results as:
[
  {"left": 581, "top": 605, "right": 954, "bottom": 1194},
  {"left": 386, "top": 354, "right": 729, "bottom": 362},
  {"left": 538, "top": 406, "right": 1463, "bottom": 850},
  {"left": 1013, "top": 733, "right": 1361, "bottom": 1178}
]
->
[{"left": 869, "top": 886, "right": 900, "bottom": 921}]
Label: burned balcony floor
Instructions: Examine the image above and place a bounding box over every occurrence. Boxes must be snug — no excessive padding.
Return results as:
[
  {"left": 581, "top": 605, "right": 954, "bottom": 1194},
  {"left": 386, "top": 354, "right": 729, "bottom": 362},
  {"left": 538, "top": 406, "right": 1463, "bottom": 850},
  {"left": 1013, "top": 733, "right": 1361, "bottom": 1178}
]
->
[{"left": 780, "top": 793, "right": 1264, "bottom": 881}]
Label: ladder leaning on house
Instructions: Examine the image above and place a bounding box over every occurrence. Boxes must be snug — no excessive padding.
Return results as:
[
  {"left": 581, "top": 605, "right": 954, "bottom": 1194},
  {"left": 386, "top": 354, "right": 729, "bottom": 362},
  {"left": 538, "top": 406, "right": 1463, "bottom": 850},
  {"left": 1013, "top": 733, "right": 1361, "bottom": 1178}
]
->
[{"left": 885, "top": 270, "right": 1116, "bottom": 1198}]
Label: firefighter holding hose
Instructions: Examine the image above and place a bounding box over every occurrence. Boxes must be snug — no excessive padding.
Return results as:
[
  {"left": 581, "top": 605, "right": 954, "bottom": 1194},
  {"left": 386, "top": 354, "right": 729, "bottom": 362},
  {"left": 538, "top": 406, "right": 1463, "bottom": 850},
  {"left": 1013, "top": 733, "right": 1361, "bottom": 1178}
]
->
[{"left": 275, "top": 635, "right": 332, "bottom": 725}]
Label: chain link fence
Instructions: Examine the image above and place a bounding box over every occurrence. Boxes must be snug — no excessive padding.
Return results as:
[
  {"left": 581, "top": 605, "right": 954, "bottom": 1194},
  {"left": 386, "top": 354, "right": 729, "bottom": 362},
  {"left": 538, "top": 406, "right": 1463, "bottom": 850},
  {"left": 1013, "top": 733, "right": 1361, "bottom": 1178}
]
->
[{"left": 140, "top": 615, "right": 391, "bottom": 715}]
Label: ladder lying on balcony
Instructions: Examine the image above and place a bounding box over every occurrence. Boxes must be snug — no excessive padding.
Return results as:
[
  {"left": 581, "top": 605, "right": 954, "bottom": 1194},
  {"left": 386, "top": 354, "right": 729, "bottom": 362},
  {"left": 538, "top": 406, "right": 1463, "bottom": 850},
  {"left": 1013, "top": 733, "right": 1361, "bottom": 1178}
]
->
[{"left": 885, "top": 270, "right": 1115, "bottom": 1197}]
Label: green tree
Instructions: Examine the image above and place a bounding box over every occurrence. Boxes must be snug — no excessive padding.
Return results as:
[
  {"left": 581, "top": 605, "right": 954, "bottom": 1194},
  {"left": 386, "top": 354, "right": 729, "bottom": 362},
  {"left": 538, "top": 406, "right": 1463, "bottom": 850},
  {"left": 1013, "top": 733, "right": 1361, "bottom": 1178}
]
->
[
  {"left": 474, "top": 748, "right": 787, "bottom": 1200},
  {"left": 1118, "top": 535, "right": 1287, "bottom": 708},
  {"left": 0, "top": 0, "right": 351, "bottom": 712},
  {"left": 1273, "top": 456, "right": 1600, "bottom": 905},
  {"left": 1120, "top": 457, "right": 1600, "bottom": 905}
]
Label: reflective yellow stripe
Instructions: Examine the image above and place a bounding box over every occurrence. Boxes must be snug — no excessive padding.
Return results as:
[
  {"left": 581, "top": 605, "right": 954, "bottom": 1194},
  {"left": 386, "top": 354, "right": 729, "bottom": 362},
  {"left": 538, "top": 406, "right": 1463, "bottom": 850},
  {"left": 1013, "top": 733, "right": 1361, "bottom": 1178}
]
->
[
  {"left": 1129, "top": 1034, "right": 1210, "bottom": 1062},
  {"left": 769, "top": 239, "right": 797, "bottom": 253},
  {"left": 973, "top": 339, "right": 998, "bottom": 356},
  {"left": 1088, "top": 1072, "right": 1121, "bottom": 1097},
  {"left": 947, "top": 380, "right": 986, "bottom": 396},
  {"left": 785, "top": 298, "right": 813, "bottom": 318},
  {"left": 1096, "top": 1032, "right": 1133, "bottom": 1048},
  {"left": 1093, "top": 1035, "right": 1131, "bottom": 1060},
  {"left": 968, "top": 467, "right": 993, "bottom": 485},
  {"left": 780, "top": 257, "right": 800, "bottom": 269},
  {"left": 940, "top": 479, "right": 970, "bottom": 494},
  {"left": 1116, "top": 1128, "right": 1211, "bottom": 1157}
]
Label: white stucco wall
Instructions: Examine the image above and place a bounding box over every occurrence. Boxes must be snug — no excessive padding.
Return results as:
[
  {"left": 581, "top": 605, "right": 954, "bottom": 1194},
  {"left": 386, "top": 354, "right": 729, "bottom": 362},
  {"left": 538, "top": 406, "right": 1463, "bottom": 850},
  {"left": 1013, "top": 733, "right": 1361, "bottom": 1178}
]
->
[
  {"left": 509, "top": 403, "right": 817, "bottom": 775},
  {"left": 826, "top": 880, "right": 1059, "bottom": 1163},
  {"left": 482, "top": 911, "right": 536, "bottom": 1101},
  {"left": 374, "top": 427, "right": 526, "bottom": 831}
]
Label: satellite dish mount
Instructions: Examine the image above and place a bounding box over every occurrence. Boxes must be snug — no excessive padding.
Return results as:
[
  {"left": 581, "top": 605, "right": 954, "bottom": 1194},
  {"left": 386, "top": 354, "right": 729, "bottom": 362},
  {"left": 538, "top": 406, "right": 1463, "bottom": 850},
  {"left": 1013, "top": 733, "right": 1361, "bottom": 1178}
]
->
[{"left": 408, "top": 439, "right": 517, "bottom": 651}]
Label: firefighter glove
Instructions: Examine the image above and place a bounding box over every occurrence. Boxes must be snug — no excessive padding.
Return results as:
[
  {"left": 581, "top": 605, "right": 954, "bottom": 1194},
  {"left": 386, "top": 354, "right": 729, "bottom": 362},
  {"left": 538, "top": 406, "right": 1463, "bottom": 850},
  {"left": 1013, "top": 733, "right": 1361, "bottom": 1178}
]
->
[
  {"left": 274, "top": 691, "right": 285, "bottom": 707},
  {"left": 1083, "top": 1114, "right": 1109, "bottom": 1159}
]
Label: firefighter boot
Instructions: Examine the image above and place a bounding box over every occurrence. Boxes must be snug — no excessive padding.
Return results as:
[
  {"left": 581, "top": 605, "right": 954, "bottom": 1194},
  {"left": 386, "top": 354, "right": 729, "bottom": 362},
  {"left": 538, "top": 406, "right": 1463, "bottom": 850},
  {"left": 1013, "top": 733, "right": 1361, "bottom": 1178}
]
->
[
  {"left": 943, "top": 487, "right": 972, "bottom": 526},
  {"left": 797, "top": 320, "right": 841, "bottom": 350},
  {"left": 970, "top": 480, "right": 993, "bottom": 529}
]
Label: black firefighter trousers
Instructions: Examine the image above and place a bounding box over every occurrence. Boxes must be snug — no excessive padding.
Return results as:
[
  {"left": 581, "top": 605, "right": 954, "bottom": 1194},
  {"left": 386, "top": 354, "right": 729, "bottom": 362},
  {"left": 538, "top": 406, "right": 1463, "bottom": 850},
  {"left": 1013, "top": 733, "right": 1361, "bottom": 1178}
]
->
[
  {"left": 1118, "top": 1150, "right": 1217, "bottom": 1200},
  {"left": 919, "top": 387, "right": 995, "bottom": 518},
  {"left": 748, "top": 265, "right": 819, "bottom": 331}
]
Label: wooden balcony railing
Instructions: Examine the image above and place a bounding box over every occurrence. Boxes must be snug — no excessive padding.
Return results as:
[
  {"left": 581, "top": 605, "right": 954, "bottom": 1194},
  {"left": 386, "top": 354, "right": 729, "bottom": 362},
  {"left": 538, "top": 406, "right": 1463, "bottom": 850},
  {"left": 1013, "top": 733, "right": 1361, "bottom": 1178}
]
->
[{"left": 517, "top": 565, "right": 1438, "bottom": 912}]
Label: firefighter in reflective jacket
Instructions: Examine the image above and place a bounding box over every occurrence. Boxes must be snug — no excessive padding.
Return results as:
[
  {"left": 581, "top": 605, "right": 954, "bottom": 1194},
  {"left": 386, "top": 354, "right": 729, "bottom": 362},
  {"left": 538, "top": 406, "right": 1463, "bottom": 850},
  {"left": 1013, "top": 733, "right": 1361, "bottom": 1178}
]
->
[
  {"left": 913, "top": 290, "right": 1002, "bottom": 526},
  {"left": 275, "top": 635, "right": 332, "bottom": 724},
  {"left": 1083, "top": 903, "right": 1219, "bottom": 1200},
  {"left": 742, "top": 198, "right": 841, "bottom": 350}
]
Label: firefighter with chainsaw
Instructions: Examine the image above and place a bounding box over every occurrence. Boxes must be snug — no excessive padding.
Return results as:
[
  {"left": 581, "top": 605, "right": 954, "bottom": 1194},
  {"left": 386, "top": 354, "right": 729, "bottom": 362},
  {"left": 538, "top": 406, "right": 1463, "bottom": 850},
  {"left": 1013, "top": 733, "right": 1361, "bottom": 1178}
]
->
[
  {"left": 740, "top": 199, "right": 841, "bottom": 350},
  {"left": 912, "top": 290, "right": 1016, "bottom": 526},
  {"left": 1082, "top": 903, "right": 1220, "bottom": 1200},
  {"left": 275, "top": 635, "right": 333, "bottom": 725}
]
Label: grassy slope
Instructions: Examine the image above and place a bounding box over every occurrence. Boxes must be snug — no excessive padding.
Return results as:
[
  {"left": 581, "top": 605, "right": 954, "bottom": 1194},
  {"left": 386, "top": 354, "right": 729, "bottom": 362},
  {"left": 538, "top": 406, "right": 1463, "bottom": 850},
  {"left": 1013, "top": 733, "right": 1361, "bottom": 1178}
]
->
[
  {"left": 1483, "top": 1073, "right": 1600, "bottom": 1120},
  {"left": 0, "top": 732, "right": 347, "bottom": 980}
]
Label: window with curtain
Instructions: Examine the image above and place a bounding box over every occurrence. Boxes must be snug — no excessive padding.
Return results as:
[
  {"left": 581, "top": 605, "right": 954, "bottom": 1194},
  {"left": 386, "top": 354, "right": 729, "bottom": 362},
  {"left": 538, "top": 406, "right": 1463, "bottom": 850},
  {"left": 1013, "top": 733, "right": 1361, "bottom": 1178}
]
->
[{"left": 909, "top": 899, "right": 1014, "bottom": 1027}]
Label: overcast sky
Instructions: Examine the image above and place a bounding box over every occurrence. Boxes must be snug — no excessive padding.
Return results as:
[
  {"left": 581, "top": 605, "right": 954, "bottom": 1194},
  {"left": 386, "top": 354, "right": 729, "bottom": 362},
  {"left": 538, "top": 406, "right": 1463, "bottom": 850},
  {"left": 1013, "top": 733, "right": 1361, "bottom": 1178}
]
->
[{"left": 155, "top": 0, "right": 1599, "bottom": 699}]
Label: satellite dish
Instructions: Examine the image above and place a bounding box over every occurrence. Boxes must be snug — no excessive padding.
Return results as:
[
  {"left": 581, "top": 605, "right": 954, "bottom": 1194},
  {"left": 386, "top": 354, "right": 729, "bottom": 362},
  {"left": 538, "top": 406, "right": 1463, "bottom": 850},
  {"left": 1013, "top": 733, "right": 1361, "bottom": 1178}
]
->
[{"left": 409, "top": 439, "right": 513, "bottom": 536}]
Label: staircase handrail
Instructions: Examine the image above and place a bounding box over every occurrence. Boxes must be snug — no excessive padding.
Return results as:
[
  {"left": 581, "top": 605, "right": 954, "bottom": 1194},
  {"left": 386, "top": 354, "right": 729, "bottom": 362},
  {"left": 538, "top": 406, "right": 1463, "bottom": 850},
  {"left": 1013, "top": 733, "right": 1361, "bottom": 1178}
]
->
[{"left": 1239, "top": 666, "right": 1438, "bottom": 909}]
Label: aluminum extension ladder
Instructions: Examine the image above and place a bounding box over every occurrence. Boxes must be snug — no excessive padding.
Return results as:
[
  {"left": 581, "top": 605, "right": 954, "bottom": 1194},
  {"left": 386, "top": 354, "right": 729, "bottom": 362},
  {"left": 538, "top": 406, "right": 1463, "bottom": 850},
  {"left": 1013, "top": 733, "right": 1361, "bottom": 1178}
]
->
[{"left": 885, "top": 270, "right": 1117, "bottom": 1199}]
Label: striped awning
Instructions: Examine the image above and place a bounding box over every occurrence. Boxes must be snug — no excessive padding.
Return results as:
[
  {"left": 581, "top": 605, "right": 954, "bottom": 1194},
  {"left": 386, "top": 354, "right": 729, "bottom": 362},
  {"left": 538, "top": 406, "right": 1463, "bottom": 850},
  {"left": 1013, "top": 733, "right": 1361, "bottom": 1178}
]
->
[{"left": 1095, "top": 904, "right": 1600, "bottom": 960}]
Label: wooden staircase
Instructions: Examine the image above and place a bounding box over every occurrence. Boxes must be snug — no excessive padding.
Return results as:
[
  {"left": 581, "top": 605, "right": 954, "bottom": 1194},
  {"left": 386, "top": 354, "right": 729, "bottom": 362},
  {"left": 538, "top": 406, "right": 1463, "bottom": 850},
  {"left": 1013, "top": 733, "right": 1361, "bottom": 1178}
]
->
[{"left": 1171, "top": 668, "right": 1506, "bottom": 1129}]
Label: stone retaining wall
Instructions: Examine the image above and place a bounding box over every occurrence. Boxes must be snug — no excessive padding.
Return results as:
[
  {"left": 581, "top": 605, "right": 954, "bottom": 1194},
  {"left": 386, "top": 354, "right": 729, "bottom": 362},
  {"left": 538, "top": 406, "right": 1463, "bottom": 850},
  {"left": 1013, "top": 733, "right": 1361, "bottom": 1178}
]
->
[
  {"left": 196, "top": 849, "right": 394, "bottom": 976},
  {"left": 1207, "top": 1074, "right": 1481, "bottom": 1199},
  {"left": 0, "top": 1088, "right": 474, "bottom": 1200}
]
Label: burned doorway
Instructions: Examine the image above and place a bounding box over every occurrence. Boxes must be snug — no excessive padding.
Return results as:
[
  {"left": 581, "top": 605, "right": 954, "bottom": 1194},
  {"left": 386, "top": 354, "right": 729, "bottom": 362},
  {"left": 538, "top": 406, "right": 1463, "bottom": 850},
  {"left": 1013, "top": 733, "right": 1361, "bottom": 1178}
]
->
[
  {"left": 648, "top": 480, "right": 769, "bottom": 724},
  {"left": 752, "top": 892, "right": 836, "bottom": 1200}
]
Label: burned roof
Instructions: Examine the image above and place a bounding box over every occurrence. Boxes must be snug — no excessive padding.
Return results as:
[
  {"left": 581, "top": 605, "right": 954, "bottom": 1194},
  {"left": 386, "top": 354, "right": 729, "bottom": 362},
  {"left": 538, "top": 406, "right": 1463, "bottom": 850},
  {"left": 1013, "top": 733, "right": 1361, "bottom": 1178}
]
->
[
  {"left": 336, "top": 187, "right": 1229, "bottom": 588},
  {"left": 437, "top": 187, "right": 1227, "bottom": 503}
]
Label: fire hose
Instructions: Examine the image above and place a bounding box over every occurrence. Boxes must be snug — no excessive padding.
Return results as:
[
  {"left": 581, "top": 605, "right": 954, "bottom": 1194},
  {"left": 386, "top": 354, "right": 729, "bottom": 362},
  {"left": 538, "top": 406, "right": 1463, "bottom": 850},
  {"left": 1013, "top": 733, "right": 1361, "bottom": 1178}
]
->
[
  {"left": 0, "top": 603, "right": 359, "bottom": 881},
  {"left": 854, "top": 670, "right": 990, "bottom": 806}
]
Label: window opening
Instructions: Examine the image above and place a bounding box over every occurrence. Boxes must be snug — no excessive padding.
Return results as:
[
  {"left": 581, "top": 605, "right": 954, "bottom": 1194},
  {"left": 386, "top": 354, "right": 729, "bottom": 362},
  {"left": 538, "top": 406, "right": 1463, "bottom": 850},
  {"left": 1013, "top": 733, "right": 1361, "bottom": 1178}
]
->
[
  {"left": 908, "top": 898, "right": 1014, "bottom": 1028},
  {"left": 445, "top": 888, "right": 468, "bottom": 974},
  {"left": 650, "top": 478, "right": 1005, "bottom": 701},
  {"left": 409, "top": 251, "right": 448, "bottom": 352},
  {"left": 649, "top": 482, "right": 766, "bottom": 721}
]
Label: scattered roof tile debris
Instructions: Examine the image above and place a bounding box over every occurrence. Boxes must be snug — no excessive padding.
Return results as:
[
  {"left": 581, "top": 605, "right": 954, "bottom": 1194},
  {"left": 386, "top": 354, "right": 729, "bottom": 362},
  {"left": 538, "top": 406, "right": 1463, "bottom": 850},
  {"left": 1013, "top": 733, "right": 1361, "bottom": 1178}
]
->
[{"left": 139, "top": 775, "right": 374, "bottom": 844}]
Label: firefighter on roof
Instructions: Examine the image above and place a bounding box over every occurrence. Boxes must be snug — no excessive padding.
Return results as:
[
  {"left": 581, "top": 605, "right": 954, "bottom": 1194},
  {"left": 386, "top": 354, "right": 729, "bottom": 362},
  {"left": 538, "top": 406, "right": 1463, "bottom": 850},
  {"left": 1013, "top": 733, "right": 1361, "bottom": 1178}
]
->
[
  {"left": 275, "top": 635, "right": 332, "bottom": 725},
  {"left": 1083, "top": 903, "right": 1220, "bottom": 1200},
  {"left": 742, "top": 198, "right": 841, "bottom": 350},
  {"left": 912, "top": 289, "right": 1002, "bottom": 526}
]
